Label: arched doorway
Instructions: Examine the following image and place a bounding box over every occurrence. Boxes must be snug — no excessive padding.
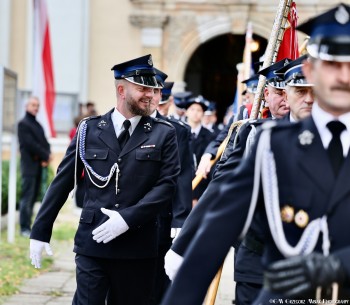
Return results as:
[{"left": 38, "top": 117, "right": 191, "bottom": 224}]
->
[{"left": 184, "top": 33, "right": 267, "bottom": 123}]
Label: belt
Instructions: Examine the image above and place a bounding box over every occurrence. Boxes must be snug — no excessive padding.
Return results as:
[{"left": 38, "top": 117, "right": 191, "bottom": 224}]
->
[{"left": 241, "top": 233, "right": 264, "bottom": 255}]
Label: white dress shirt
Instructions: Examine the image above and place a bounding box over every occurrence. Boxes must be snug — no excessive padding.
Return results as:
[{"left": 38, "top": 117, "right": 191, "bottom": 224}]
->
[
  {"left": 111, "top": 108, "right": 141, "bottom": 137},
  {"left": 312, "top": 102, "right": 350, "bottom": 157}
]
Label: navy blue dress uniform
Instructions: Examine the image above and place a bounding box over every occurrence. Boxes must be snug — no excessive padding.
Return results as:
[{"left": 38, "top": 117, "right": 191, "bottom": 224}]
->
[
  {"left": 160, "top": 5, "right": 350, "bottom": 305},
  {"left": 150, "top": 74, "right": 193, "bottom": 304},
  {"left": 171, "top": 91, "right": 192, "bottom": 122},
  {"left": 203, "top": 102, "right": 221, "bottom": 137},
  {"left": 18, "top": 101, "right": 51, "bottom": 236},
  {"left": 30, "top": 55, "right": 181, "bottom": 305},
  {"left": 185, "top": 96, "right": 216, "bottom": 200}
]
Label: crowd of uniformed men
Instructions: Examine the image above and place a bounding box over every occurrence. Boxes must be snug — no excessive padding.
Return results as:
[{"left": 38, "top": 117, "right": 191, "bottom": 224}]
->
[{"left": 28, "top": 3, "right": 350, "bottom": 305}]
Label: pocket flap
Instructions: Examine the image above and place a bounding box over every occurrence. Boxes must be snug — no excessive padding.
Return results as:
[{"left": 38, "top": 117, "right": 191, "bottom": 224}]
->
[
  {"left": 136, "top": 148, "right": 161, "bottom": 161},
  {"left": 85, "top": 149, "right": 109, "bottom": 160}
]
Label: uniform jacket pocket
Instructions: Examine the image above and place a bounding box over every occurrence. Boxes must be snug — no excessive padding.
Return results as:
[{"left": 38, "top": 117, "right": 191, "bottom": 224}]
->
[
  {"left": 79, "top": 209, "right": 95, "bottom": 224},
  {"left": 85, "top": 148, "right": 109, "bottom": 160},
  {"left": 136, "top": 148, "right": 161, "bottom": 161}
]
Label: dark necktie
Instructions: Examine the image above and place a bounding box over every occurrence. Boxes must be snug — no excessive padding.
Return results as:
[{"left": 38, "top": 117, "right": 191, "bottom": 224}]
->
[
  {"left": 327, "top": 120, "right": 346, "bottom": 176},
  {"left": 118, "top": 120, "right": 131, "bottom": 149}
]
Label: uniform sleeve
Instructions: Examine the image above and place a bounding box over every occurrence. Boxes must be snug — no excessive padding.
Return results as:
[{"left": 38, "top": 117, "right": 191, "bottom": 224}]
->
[
  {"left": 171, "top": 126, "right": 193, "bottom": 227},
  {"left": 30, "top": 135, "right": 83, "bottom": 242},
  {"left": 160, "top": 130, "right": 261, "bottom": 305}
]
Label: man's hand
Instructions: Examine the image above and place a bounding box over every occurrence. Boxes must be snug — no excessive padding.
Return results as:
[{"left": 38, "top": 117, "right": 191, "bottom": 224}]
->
[
  {"left": 196, "top": 153, "right": 212, "bottom": 179},
  {"left": 92, "top": 208, "right": 129, "bottom": 243},
  {"left": 164, "top": 249, "right": 184, "bottom": 281},
  {"left": 170, "top": 228, "right": 182, "bottom": 243},
  {"left": 30, "top": 239, "right": 53, "bottom": 269},
  {"left": 264, "top": 253, "right": 345, "bottom": 297}
]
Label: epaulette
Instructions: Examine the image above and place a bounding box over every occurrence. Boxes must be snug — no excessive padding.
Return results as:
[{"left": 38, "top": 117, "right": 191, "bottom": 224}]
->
[
  {"left": 248, "top": 118, "right": 265, "bottom": 126},
  {"left": 152, "top": 117, "right": 173, "bottom": 128},
  {"left": 86, "top": 115, "right": 101, "bottom": 121},
  {"left": 166, "top": 116, "right": 189, "bottom": 129},
  {"left": 76, "top": 115, "right": 101, "bottom": 130},
  {"left": 261, "top": 119, "right": 300, "bottom": 132}
]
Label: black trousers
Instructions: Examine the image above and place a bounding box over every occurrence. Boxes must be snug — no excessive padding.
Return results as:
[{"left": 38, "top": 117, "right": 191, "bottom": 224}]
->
[
  {"left": 235, "top": 282, "right": 262, "bottom": 305},
  {"left": 19, "top": 174, "right": 41, "bottom": 232},
  {"left": 72, "top": 254, "right": 157, "bottom": 305}
]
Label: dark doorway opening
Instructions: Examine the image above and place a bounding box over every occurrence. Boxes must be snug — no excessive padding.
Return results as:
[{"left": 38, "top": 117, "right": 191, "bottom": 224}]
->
[{"left": 184, "top": 33, "right": 267, "bottom": 123}]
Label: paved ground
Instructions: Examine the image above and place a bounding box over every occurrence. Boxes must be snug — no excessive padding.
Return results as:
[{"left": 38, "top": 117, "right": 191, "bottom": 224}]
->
[{"left": 1, "top": 201, "right": 236, "bottom": 305}]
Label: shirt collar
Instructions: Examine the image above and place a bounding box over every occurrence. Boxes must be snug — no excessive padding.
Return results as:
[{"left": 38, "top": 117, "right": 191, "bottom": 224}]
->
[
  {"left": 150, "top": 110, "right": 157, "bottom": 118},
  {"left": 312, "top": 102, "right": 350, "bottom": 155},
  {"left": 111, "top": 108, "right": 141, "bottom": 136},
  {"left": 192, "top": 124, "right": 202, "bottom": 136}
]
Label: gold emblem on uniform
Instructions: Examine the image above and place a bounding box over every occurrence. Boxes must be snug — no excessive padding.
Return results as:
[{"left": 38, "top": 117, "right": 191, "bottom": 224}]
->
[
  {"left": 281, "top": 205, "right": 294, "bottom": 223},
  {"left": 294, "top": 210, "right": 309, "bottom": 228},
  {"left": 298, "top": 130, "right": 314, "bottom": 145}
]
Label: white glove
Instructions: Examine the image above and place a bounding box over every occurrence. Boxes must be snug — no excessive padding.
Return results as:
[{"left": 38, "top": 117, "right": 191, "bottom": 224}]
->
[
  {"left": 92, "top": 208, "right": 129, "bottom": 244},
  {"left": 196, "top": 153, "right": 212, "bottom": 179},
  {"left": 170, "top": 228, "right": 182, "bottom": 243},
  {"left": 164, "top": 249, "right": 184, "bottom": 281},
  {"left": 30, "top": 239, "right": 53, "bottom": 269}
]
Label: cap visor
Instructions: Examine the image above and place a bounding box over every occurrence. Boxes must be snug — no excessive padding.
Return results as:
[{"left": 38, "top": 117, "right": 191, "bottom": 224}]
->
[{"left": 125, "top": 76, "right": 158, "bottom": 88}]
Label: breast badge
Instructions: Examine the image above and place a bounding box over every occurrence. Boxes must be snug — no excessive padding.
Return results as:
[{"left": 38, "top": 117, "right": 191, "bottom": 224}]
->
[
  {"left": 281, "top": 205, "right": 294, "bottom": 223},
  {"left": 294, "top": 210, "right": 309, "bottom": 228}
]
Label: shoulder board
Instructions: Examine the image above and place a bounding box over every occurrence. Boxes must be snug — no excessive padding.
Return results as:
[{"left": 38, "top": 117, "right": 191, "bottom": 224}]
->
[
  {"left": 261, "top": 119, "right": 298, "bottom": 131},
  {"left": 248, "top": 118, "right": 266, "bottom": 126},
  {"left": 82, "top": 115, "right": 101, "bottom": 122},
  {"left": 153, "top": 117, "right": 173, "bottom": 127},
  {"left": 166, "top": 117, "right": 188, "bottom": 128}
]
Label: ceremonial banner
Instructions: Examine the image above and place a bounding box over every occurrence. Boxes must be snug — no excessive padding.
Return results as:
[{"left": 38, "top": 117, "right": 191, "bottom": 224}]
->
[
  {"left": 276, "top": 1, "right": 299, "bottom": 61},
  {"left": 32, "top": 0, "right": 56, "bottom": 137}
]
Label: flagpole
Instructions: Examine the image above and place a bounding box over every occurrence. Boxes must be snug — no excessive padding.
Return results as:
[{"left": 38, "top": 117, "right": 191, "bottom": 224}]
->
[
  {"left": 202, "top": 2, "right": 294, "bottom": 305},
  {"left": 250, "top": 0, "right": 293, "bottom": 120}
]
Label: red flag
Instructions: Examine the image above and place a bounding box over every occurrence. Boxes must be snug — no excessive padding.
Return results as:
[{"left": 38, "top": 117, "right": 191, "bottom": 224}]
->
[
  {"left": 276, "top": 2, "right": 299, "bottom": 61},
  {"left": 32, "top": 0, "right": 56, "bottom": 137}
]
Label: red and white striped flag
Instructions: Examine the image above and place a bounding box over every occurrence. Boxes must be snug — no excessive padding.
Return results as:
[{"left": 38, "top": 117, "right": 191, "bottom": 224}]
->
[{"left": 32, "top": 0, "right": 56, "bottom": 137}]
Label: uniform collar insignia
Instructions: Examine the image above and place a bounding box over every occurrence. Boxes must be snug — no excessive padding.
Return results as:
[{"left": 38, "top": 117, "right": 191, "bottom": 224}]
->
[
  {"left": 335, "top": 5, "right": 349, "bottom": 24},
  {"left": 97, "top": 119, "right": 108, "bottom": 127},
  {"left": 143, "top": 122, "right": 152, "bottom": 133},
  {"left": 298, "top": 130, "right": 314, "bottom": 145}
]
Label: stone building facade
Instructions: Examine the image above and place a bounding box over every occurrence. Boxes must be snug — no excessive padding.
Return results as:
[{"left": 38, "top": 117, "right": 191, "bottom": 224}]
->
[{"left": 0, "top": 0, "right": 345, "bottom": 132}]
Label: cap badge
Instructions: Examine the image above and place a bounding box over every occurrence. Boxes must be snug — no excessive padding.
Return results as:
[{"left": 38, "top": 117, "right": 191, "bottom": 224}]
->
[
  {"left": 136, "top": 70, "right": 140, "bottom": 75},
  {"left": 284, "top": 59, "right": 290, "bottom": 66},
  {"left": 294, "top": 210, "right": 309, "bottom": 228},
  {"left": 148, "top": 55, "right": 153, "bottom": 66},
  {"left": 298, "top": 130, "right": 314, "bottom": 146},
  {"left": 281, "top": 205, "right": 295, "bottom": 223},
  {"left": 98, "top": 119, "right": 107, "bottom": 127},
  {"left": 335, "top": 5, "right": 349, "bottom": 25},
  {"left": 143, "top": 122, "right": 152, "bottom": 132}
]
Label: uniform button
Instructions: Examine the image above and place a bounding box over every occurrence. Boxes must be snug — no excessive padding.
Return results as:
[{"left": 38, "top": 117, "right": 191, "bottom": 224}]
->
[
  {"left": 115, "top": 204, "right": 119, "bottom": 208},
  {"left": 93, "top": 154, "right": 97, "bottom": 158},
  {"left": 118, "top": 158, "right": 122, "bottom": 162},
  {"left": 117, "top": 189, "right": 121, "bottom": 193},
  {"left": 118, "top": 172, "right": 121, "bottom": 177}
]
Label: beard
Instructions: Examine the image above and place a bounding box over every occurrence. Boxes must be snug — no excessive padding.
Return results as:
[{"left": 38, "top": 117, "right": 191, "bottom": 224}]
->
[{"left": 126, "top": 95, "right": 151, "bottom": 116}]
